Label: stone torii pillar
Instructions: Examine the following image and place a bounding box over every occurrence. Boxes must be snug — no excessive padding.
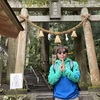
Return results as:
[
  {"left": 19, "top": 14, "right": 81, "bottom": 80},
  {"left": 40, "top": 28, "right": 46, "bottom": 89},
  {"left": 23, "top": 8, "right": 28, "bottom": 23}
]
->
[
  {"left": 81, "top": 7, "right": 100, "bottom": 86},
  {"left": 15, "top": 8, "right": 28, "bottom": 74}
]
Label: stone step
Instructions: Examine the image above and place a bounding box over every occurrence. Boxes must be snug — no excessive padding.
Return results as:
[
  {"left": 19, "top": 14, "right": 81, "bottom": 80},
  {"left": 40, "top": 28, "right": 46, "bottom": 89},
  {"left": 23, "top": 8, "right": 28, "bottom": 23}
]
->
[
  {"left": 35, "top": 91, "right": 95, "bottom": 100},
  {"left": 28, "top": 84, "right": 50, "bottom": 92},
  {"left": 78, "top": 91, "right": 94, "bottom": 100},
  {"left": 6, "top": 89, "right": 27, "bottom": 95},
  {"left": 24, "top": 67, "right": 50, "bottom": 92},
  {"left": 36, "top": 95, "right": 53, "bottom": 100}
]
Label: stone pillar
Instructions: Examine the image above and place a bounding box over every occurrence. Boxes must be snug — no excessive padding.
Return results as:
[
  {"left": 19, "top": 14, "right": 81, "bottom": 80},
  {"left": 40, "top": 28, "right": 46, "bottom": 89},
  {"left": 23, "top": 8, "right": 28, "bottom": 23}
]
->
[
  {"left": 81, "top": 7, "right": 100, "bottom": 86},
  {"left": 15, "top": 8, "right": 28, "bottom": 74}
]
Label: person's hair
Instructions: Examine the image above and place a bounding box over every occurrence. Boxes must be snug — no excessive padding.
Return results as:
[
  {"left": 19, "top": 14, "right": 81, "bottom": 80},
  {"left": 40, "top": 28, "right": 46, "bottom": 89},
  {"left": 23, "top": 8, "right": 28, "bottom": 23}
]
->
[{"left": 56, "top": 45, "right": 68, "bottom": 53}]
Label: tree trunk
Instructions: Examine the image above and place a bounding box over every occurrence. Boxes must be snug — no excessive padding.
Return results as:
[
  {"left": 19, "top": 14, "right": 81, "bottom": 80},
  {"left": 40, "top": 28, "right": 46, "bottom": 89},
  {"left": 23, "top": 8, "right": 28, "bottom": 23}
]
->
[{"left": 41, "top": 22, "right": 49, "bottom": 77}]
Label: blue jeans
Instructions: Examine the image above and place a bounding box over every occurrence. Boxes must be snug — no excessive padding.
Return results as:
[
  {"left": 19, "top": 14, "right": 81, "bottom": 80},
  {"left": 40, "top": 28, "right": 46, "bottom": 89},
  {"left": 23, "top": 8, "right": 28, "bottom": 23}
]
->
[{"left": 55, "top": 97, "right": 79, "bottom": 100}]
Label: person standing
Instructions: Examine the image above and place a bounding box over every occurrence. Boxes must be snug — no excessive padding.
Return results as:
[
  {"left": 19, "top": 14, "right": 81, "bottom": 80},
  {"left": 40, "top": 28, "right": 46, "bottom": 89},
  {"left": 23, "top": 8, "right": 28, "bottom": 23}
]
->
[{"left": 48, "top": 45, "right": 80, "bottom": 100}]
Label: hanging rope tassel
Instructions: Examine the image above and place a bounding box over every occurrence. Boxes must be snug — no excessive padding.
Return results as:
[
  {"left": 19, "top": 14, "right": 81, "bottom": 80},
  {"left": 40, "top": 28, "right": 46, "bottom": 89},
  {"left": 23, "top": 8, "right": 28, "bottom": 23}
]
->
[
  {"left": 38, "top": 30, "right": 44, "bottom": 38},
  {"left": 71, "top": 30, "right": 77, "bottom": 38},
  {"left": 55, "top": 35, "right": 61, "bottom": 44}
]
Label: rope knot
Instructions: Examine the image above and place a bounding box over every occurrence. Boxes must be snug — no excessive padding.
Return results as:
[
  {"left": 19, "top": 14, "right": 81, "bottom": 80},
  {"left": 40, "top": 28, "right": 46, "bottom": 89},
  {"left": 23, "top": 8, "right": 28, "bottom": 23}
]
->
[{"left": 81, "top": 14, "right": 91, "bottom": 19}]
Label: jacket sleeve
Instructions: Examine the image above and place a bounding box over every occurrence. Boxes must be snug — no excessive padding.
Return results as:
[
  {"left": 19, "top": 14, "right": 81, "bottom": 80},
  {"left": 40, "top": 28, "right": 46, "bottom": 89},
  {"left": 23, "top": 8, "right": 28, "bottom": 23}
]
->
[
  {"left": 63, "top": 61, "right": 80, "bottom": 83},
  {"left": 48, "top": 65, "right": 62, "bottom": 85}
]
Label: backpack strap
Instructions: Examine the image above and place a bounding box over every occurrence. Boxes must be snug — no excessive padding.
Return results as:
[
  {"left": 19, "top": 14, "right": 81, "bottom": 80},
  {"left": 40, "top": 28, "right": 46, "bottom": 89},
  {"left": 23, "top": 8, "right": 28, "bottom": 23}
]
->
[
  {"left": 69, "top": 60, "right": 74, "bottom": 71},
  {"left": 53, "top": 63, "right": 57, "bottom": 73}
]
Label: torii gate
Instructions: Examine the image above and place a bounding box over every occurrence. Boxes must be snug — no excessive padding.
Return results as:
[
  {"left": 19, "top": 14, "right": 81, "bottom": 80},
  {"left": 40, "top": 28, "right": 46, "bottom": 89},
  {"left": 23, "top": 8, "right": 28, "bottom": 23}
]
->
[{"left": 9, "top": 0, "right": 100, "bottom": 87}]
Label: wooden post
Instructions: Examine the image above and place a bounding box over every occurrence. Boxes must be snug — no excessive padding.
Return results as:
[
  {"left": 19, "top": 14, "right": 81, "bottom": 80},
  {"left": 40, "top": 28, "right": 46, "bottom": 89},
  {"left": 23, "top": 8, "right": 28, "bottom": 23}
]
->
[
  {"left": 81, "top": 7, "right": 100, "bottom": 86},
  {"left": 15, "top": 8, "right": 28, "bottom": 74}
]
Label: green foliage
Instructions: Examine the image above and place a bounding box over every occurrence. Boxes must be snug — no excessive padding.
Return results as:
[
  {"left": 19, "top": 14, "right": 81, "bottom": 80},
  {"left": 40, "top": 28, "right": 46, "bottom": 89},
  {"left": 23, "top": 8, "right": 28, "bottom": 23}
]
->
[
  {"left": 18, "top": 0, "right": 100, "bottom": 7},
  {"left": 74, "top": 0, "right": 88, "bottom": 2},
  {"left": 19, "top": 0, "right": 49, "bottom": 6},
  {"left": 27, "top": 24, "right": 41, "bottom": 68}
]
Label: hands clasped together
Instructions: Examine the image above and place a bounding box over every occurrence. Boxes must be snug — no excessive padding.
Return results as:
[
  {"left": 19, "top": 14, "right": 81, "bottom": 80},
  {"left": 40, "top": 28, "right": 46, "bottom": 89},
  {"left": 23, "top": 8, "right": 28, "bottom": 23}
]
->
[{"left": 60, "top": 59, "right": 65, "bottom": 72}]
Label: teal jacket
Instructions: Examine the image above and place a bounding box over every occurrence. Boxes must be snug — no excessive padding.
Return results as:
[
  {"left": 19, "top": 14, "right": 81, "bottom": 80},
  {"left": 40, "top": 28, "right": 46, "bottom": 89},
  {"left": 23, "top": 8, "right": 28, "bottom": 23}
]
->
[{"left": 48, "top": 58, "right": 80, "bottom": 99}]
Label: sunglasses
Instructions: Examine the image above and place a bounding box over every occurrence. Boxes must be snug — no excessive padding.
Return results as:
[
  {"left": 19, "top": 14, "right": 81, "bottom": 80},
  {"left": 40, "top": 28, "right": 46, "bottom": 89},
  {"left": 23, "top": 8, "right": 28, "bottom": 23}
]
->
[{"left": 57, "top": 51, "right": 67, "bottom": 54}]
